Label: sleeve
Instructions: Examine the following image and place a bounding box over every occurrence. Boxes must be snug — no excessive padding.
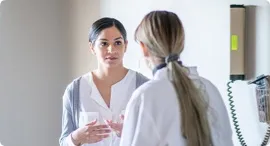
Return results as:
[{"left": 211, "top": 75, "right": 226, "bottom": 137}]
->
[
  {"left": 120, "top": 91, "right": 160, "bottom": 146},
  {"left": 59, "top": 85, "right": 78, "bottom": 146}
]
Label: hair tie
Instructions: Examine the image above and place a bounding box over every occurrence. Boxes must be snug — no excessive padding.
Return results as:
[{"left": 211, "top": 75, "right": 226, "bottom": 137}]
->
[{"left": 165, "top": 54, "right": 179, "bottom": 64}]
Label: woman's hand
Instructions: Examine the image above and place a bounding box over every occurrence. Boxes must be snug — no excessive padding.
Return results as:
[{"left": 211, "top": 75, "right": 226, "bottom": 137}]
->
[
  {"left": 71, "top": 119, "right": 111, "bottom": 145},
  {"left": 107, "top": 115, "right": 124, "bottom": 137}
]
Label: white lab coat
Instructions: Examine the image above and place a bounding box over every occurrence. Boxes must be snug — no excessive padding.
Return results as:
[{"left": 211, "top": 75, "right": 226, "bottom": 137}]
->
[
  {"left": 120, "top": 67, "right": 233, "bottom": 146},
  {"left": 68, "top": 70, "right": 137, "bottom": 146}
]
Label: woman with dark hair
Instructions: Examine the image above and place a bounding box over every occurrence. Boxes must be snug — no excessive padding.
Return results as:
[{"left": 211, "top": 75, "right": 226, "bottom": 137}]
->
[{"left": 59, "top": 17, "right": 148, "bottom": 146}]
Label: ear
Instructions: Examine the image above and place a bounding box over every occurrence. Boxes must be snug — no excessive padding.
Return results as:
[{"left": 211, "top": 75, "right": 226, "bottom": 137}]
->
[
  {"left": 89, "top": 42, "right": 95, "bottom": 55},
  {"left": 139, "top": 41, "right": 149, "bottom": 57},
  {"left": 124, "top": 40, "right": 128, "bottom": 53}
]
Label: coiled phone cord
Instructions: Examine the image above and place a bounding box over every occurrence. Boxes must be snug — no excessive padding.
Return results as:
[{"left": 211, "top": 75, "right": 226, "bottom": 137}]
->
[
  {"left": 227, "top": 80, "right": 247, "bottom": 146},
  {"left": 261, "top": 126, "right": 270, "bottom": 146},
  {"left": 227, "top": 80, "right": 270, "bottom": 146}
]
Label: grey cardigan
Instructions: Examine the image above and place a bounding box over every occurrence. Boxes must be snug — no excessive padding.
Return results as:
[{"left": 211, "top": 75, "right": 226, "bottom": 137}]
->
[{"left": 59, "top": 72, "right": 149, "bottom": 146}]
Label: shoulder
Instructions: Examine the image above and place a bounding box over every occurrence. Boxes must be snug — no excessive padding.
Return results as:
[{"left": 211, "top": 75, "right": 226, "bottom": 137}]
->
[
  {"left": 131, "top": 78, "right": 172, "bottom": 102},
  {"left": 127, "top": 80, "right": 159, "bottom": 106},
  {"left": 197, "top": 76, "right": 220, "bottom": 95},
  {"left": 65, "top": 72, "right": 91, "bottom": 90},
  {"left": 189, "top": 74, "right": 222, "bottom": 102},
  {"left": 130, "top": 70, "right": 150, "bottom": 86},
  {"left": 62, "top": 77, "right": 81, "bottom": 103},
  {"left": 128, "top": 69, "right": 149, "bottom": 80},
  {"left": 187, "top": 67, "right": 220, "bottom": 95},
  {"left": 136, "top": 71, "right": 149, "bottom": 80},
  {"left": 197, "top": 76, "right": 215, "bottom": 87},
  {"left": 63, "top": 73, "right": 91, "bottom": 100},
  {"left": 65, "top": 76, "right": 83, "bottom": 91},
  {"left": 194, "top": 76, "right": 228, "bottom": 114}
]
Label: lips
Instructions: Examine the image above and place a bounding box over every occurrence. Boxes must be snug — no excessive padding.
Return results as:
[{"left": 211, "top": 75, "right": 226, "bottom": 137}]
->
[{"left": 105, "top": 56, "right": 117, "bottom": 60}]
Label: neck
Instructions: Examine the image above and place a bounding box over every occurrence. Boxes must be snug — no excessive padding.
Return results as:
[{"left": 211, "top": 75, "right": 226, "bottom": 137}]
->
[{"left": 93, "top": 64, "right": 128, "bottom": 85}]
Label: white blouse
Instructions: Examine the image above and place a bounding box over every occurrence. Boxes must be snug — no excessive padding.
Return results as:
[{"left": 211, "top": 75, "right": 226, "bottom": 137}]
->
[{"left": 68, "top": 70, "right": 136, "bottom": 146}]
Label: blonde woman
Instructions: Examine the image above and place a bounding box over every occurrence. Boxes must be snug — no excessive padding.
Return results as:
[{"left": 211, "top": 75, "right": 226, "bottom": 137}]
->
[{"left": 120, "top": 11, "right": 233, "bottom": 146}]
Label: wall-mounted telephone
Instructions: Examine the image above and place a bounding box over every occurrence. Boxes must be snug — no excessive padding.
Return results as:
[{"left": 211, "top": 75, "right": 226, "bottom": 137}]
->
[{"left": 229, "top": 4, "right": 270, "bottom": 146}]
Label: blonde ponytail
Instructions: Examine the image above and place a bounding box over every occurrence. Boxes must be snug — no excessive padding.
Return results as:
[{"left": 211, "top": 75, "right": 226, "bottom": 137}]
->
[
  {"left": 135, "top": 10, "right": 212, "bottom": 146},
  {"left": 168, "top": 61, "right": 211, "bottom": 146}
]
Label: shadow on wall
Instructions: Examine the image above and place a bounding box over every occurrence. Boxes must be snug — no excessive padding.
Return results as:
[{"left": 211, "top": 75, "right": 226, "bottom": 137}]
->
[
  {"left": 244, "top": 3, "right": 270, "bottom": 80},
  {"left": 69, "top": 0, "right": 101, "bottom": 77},
  {"left": 0, "top": 0, "right": 73, "bottom": 146},
  {"left": 245, "top": 5, "right": 257, "bottom": 80}
]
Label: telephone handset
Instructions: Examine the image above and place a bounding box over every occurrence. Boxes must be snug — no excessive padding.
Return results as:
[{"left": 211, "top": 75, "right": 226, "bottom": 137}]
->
[{"left": 229, "top": 4, "right": 270, "bottom": 146}]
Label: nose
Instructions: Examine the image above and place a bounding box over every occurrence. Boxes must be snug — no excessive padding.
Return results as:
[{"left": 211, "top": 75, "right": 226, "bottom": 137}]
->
[
  {"left": 107, "top": 45, "right": 117, "bottom": 54},
  {"left": 108, "top": 45, "right": 112, "bottom": 53}
]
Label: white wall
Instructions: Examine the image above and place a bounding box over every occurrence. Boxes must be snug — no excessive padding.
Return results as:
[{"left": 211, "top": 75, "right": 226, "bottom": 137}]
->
[{"left": 100, "top": 0, "right": 270, "bottom": 145}]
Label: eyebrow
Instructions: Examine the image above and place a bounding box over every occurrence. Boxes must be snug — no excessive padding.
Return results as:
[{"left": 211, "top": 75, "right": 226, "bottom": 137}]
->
[
  {"left": 114, "top": 37, "right": 123, "bottom": 40},
  {"left": 98, "top": 37, "right": 123, "bottom": 41}
]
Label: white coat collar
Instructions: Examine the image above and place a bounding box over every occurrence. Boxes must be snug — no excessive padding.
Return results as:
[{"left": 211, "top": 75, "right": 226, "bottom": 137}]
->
[{"left": 153, "top": 66, "right": 199, "bottom": 80}]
